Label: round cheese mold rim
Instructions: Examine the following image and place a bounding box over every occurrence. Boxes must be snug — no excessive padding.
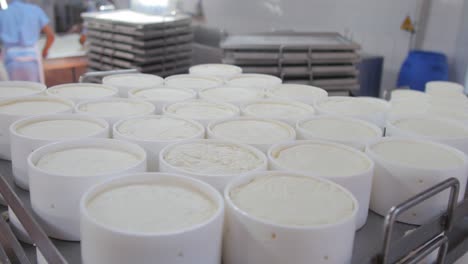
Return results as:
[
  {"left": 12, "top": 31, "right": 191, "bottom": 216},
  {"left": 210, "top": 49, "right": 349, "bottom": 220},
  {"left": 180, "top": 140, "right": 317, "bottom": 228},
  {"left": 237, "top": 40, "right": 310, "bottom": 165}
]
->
[
  {"left": 159, "top": 139, "right": 268, "bottom": 191},
  {"left": 267, "top": 140, "right": 373, "bottom": 229},
  {"left": 390, "top": 89, "right": 430, "bottom": 102},
  {"left": 189, "top": 64, "right": 242, "bottom": 79},
  {"left": 267, "top": 84, "right": 328, "bottom": 104},
  {"left": 207, "top": 117, "right": 296, "bottom": 152},
  {"left": 240, "top": 99, "right": 315, "bottom": 125},
  {"left": 128, "top": 86, "right": 197, "bottom": 113},
  {"left": 426, "top": 81, "right": 464, "bottom": 96},
  {"left": 0, "top": 96, "right": 75, "bottom": 116},
  {"left": 27, "top": 138, "right": 147, "bottom": 241},
  {"left": 113, "top": 115, "right": 205, "bottom": 171},
  {"left": 226, "top": 73, "right": 282, "bottom": 90},
  {"left": 102, "top": 73, "right": 164, "bottom": 97},
  {"left": 199, "top": 86, "right": 265, "bottom": 105},
  {"left": 79, "top": 173, "right": 224, "bottom": 264},
  {"left": 10, "top": 114, "right": 110, "bottom": 189},
  {"left": 163, "top": 99, "right": 240, "bottom": 125},
  {"left": 296, "top": 116, "right": 383, "bottom": 150},
  {"left": 164, "top": 74, "right": 224, "bottom": 91},
  {"left": 223, "top": 171, "right": 358, "bottom": 264},
  {"left": 75, "top": 98, "right": 156, "bottom": 122},
  {"left": 0, "top": 81, "right": 46, "bottom": 98},
  {"left": 46, "top": 83, "right": 118, "bottom": 103}
]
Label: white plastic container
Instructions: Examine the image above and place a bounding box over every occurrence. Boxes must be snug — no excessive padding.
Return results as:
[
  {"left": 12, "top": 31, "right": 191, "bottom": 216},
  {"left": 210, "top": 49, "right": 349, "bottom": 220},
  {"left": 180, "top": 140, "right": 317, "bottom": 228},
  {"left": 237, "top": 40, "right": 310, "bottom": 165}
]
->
[
  {"left": 366, "top": 138, "right": 468, "bottom": 225},
  {"left": 241, "top": 99, "right": 315, "bottom": 126},
  {"left": 10, "top": 114, "right": 110, "bottom": 189},
  {"left": 388, "top": 99, "right": 431, "bottom": 120},
  {"left": 75, "top": 98, "right": 155, "bottom": 126},
  {"left": 268, "top": 140, "right": 374, "bottom": 229},
  {"left": 102, "top": 73, "right": 164, "bottom": 97},
  {"left": 0, "top": 96, "right": 75, "bottom": 160},
  {"left": 390, "top": 89, "right": 430, "bottom": 102},
  {"left": 426, "top": 81, "right": 464, "bottom": 97},
  {"left": 199, "top": 86, "right": 264, "bottom": 106},
  {"left": 165, "top": 74, "right": 223, "bottom": 91},
  {"left": 267, "top": 83, "right": 328, "bottom": 104},
  {"left": 315, "top": 96, "right": 390, "bottom": 128},
  {"left": 297, "top": 116, "right": 383, "bottom": 151},
  {"left": 224, "top": 171, "right": 358, "bottom": 264},
  {"left": 227, "top": 73, "right": 282, "bottom": 92},
  {"left": 46, "top": 83, "right": 118, "bottom": 103},
  {"left": 0, "top": 81, "right": 46, "bottom": 98},
  {"left": 80, "top": 172, "right": 224, "bottom": 264},
  {"left": 189, "top": 64, "right": 242, "bottom": 80},
  {"left": 386, "top": 116, "right": 468, "bottom": 155},
  {"left": 113, "top": 115, "right": 205, "bottom": 171},
  {"left": 207, "top": 117, "right": 296, "bottom": 152},
  {"left": 128, "top": 86, "right": 196, "bottom": 114},
  {"left": 159, "top": 139, "right": 268, "bottom": 191},
  {"left": 28, "top": 138, "right": 147, "bottom": 241},
  {"left": 163, "top": 99, "right": 240, "bottom": 126}
]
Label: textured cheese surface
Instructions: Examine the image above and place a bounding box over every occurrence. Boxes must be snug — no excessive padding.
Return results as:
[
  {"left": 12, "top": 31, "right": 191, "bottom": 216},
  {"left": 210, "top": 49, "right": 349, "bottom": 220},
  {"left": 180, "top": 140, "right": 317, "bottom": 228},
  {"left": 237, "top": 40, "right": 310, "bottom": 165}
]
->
[
  {"left": 212, "top": 119, "right": 293, "bottom": 144},
  {"left": 228, "top": 75, "right": 280, "bottom": 89},
  {"left": 318, "top": 97, "right": 387, "bottom": 115},
  {"left": 16, "top": 119, "right": 104, "bottom": 139},
  {"left": 133, "top": 88, "right": 194, "bottom": 101},
  {"left": 166, "top": 75, "right": 221, "bottom": 90},
  {"left": 166, "top": 101, "right": 238, "bottom": 120},
  {"left": 164, "top": 141, "right": 263, "bottom": 174},
  {"left": 371, "top": 140, "right": 464, "bottom": 169},
  {"left": 231, "top": 174, "right": 355, "bottom": 226},
  {"left": 269, "top": 84, "right": 327, "bottom": 102},
  {"left": 200, "top": 87, "right": 262, "bottom": 102},
  {"left": 392, "top": 119, "right": 468, "bottom": 138},
  {"left": 243, "top": 101, "right": 314, "bottom": 120},
  {"left": 0, "top": 99, "right": 71, "bottom": 115},
  {"left": 300, "top": 118, "right": 379, "bottom": 141},
  {"left": 48, "top": 85, "right": 115, "bottom": 99},
  {"left": 0, "top": 87, "right": 41, "bottom": 97},
  {"left": 117, "top": 117, "right": 201, "bottom": 141},
  {"left": 104, "top": 74, "right": 162, "bottom": 88},
  {"left": 36, "top": 147, "right": 142, "bottom": 176},
  {"left": 87, "top": 182, "right": 216, "bottom": 233},
  {"left": 78, "top": 101, "right": 153, "bottom": 117},
  {"left": 271, "top": 143, "right": 370, "bottom": 177},
  {"left": 190, "top": 64, "right": 241, "bottom": 78}
]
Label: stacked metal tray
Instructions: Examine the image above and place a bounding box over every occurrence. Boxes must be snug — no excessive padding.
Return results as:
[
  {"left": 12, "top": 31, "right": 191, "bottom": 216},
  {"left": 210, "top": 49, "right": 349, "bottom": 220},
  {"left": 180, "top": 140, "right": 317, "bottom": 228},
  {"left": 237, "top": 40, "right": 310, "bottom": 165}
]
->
[
  {"left": 82, "top": 10, "right": 193, "bottom": 76},
  {"left": 221, "top": 32, "right": 361, "bottom": 94}
]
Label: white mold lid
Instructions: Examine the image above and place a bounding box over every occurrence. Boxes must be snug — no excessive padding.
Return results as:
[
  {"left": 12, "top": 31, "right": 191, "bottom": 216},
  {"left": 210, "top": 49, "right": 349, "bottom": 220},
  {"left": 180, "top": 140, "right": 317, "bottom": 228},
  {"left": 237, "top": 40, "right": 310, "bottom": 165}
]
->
[
  {"left": 315, "top": 96, "right": 389, "bottom": 115},
  {"left": 163, "top": 99, "right": 240, "bottom": 121},
  {"left": 268, "top": 84, "right": 328, "bottom": 104},
  {"left": 227, "top": 74, "right": 282, "bottom": 89},
  {"left": 199, "top": 86, "right": 264, "bottom": 104},
  {"left": 388, "top": 117, "right": 468, "bottom": 139},
  {"left": 102, "top": 73, "right": 164, "bottom": 89},
  {"left": 0, "top": 81, "right": 46, "bottom": 98},
  {"left": 189, "top": 64, "right": 242, "bottom": 79},
  {"left": 165, "top": 74, "right": 223, "bottom": 90},
  {"left": 47, "top": 83, "right": 118, "bottom": 101},
  {"left": 76, "top": 98, "right": 155, "bottom": 118},
  {"left": 0, "top": 96, "right": 74, "bottom": 116},
  {"left": 129, "top": 87, "right": 196, "bottom": 102},
  {"left": 241, "top": 99, "right": 315, "bottom": 121},
  {"left": 426, "top": 81, "right": 465, "bottom": 97}
]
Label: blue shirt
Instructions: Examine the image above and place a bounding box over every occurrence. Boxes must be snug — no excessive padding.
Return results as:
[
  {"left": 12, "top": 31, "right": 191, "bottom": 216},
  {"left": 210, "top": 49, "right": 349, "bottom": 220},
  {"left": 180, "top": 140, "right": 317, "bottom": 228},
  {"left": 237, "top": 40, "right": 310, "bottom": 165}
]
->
[{"left": 0, "top": 0, "right": 49, "bottom": 47}]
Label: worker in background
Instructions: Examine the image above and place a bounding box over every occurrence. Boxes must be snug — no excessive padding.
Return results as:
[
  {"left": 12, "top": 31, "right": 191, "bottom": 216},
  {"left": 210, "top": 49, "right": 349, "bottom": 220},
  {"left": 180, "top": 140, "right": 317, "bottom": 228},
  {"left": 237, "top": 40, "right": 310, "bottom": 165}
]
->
[{"left": 0, "top": 0, "right": 55, "bottom": 83}]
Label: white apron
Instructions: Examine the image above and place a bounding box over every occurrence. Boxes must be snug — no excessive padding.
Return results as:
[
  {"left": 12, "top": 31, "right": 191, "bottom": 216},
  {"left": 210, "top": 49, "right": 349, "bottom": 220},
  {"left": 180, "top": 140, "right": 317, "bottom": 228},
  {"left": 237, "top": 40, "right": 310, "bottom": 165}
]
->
[{"left": 3, "top": 45, "right": 44, "bottom": 83}]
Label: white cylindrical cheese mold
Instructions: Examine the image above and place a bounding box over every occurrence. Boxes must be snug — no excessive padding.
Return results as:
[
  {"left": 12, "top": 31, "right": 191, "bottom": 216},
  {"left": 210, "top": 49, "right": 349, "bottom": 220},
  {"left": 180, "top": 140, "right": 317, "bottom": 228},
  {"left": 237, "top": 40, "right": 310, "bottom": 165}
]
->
[
  {"left": 10, "top": 114, "right": 110, "bottom": 190},
  {"left": 0, "top": 96, "right": 75, "bottom": 160},
  {"left": 386, "top": 116, "right": 468, "bottom": 155},
  {"left": 113, "top": 115, "right": 205, "bottom": 171},
  {"left": 296, "top": 116, "right": 383, "bottom": 151},
  {"left": 189, "top": 64, "right": 242, "bottom": 80},
  {"left": 240, "top": 99, "right": 315, "bottom": 126},
  {"left": 163, "top": 99, "right": 240, "bottom": 127},
  {"left": 159, "top": 139, "right": 268, "bottom": 192},
  {"left": 28, "top": 138, "right": 147, "bottom": 241},
  {"left": 80, "top": 173, "right": 224, "bottom": 264},
  {"left": 267, "top": 84, "right": 328, "bottom": 105},
  {"left": 102, "top": 73, "right": 164, "bottom": 97},
  {"left": 426, "top": 81, "right": 464, "bottom": 97},
  {"left": 75, "top": 98, "right": 156, "bottom": 126},
  {"left": 207, "top": 117, "right": 296, "bottom": 153},
  {"left": 268, "top": 140, "right": 374, "bottom": 229},
  {"left": 46, "top": 83, "right": 118, "bottom": 104},
  {"left": 165, "top": 74, "right": 223, "bottom": 91},
  {"left": 223, "top": 171, "right": 358, "bottom": 264},
  {"left": 199, "top": 86, "right": 264, "bottom": 106},
  {"left": 315, "top": 96, "right": 390, "bottom": 128},
  {"left": 366, "top": 138, "right": 468, "bottom": 225},
  {"left": 226, "top": 73, "right": 282, "bottom": 92},
  {"left": 0, "top": 81, "right": 46, "bottom": 99},
  {"left": 390, "top": 89, "right": 430, "bottom": 102},
  {"left": 128, "top": 86, "right": 197, "bottom": 114}
]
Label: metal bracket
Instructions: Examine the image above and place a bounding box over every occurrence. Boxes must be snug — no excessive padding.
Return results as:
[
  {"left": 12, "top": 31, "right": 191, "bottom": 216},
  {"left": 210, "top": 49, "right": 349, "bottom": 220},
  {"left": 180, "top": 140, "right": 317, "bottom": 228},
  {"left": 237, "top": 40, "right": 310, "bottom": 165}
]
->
[
  {"left": 78, "top": 69, "right": 139, "bottom": 83},
  {"left": 380, "top": 177, "right": 460, "bottom": 264}
]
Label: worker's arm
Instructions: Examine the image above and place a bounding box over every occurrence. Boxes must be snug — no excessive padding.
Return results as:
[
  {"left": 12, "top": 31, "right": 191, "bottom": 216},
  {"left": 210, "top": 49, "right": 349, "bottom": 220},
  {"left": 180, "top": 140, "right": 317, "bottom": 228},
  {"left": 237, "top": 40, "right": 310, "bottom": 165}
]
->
[{"left": 41, "top": 25, "right": 55, "bottom": 59}]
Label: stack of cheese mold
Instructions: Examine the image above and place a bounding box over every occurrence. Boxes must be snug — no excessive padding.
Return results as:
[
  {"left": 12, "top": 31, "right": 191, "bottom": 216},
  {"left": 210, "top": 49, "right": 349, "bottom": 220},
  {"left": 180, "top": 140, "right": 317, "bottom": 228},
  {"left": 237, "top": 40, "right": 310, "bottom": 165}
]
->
[
  {"left": 189, "top": 64, "right": 242, "bottom": 80},
  {"left": 163, "top": 99, "right": 240, "bottom": 126},
  {"left": 199, "top": 86, "right": 264, "bottom": 106},
  {"left": 80, "top": 173, "right": 224, "bottom": 264},
  {"left": 366, "top": 137, "right": 468, "bottom": 225},
  {"left": 28, "top": 138, "right": 147, "bottom": 240},
  {"left": 268, "top": 140, "right": 373, "bottom": 229},
  {"left": 159, "top": 139, "right": 268, "bottom": 191},
  {"left": 0, "top": 81, "right": 46, "bottom": 98},
  {"left": 113, "top": 115, "right": 205, "bottom": 171},
  {"left": 128, "top": 86, "right": 196, "bottom": 113},
  {"left": 165, "top": 74, "right": 223, "bottom": 91},
  {"left": 102, "top": 73, "right": 164, "bottom": 97},
  {"left": 46, "top": 83, "right": 118, "bottom": 103},
  {"left": 267, "top": 83, "right": 328, "bottom": 104},
  {"left": 297, "top": 116, "right": 383, "bottom": 150},
  {"left": 224, "top": 171, "right": 358, "bottom": 264},
  {"left": 207, "top": 117, "right": 296, "bottom": 152},
  {"left": 0, "top": 96, "right": 75, "bottom": 160}
]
